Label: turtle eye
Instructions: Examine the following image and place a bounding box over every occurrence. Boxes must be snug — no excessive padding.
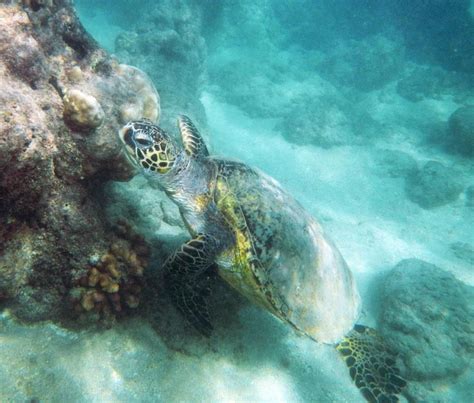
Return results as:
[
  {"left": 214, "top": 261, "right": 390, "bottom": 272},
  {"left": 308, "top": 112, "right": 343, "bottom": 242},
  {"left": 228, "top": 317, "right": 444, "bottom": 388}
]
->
[
  {"left": 136, "top": 137, "right": 153, "bottom": 147},
  {"left": 133, "top": 131, "right": 154, "bottom": 148}
]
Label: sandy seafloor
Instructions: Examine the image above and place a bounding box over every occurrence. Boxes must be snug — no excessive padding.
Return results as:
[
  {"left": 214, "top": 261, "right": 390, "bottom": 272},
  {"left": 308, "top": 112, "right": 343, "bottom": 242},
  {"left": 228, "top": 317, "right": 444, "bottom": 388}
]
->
[{"left": 1, "top": 2, "right": 473, "bottom": 402}]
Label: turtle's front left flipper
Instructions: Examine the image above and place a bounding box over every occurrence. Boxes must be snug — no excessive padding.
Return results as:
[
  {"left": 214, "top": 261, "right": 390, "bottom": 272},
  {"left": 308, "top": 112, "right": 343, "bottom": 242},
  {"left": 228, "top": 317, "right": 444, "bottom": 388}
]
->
[
  {"left": 163, "top": 234, "right": 219, "bottom": 337},
  {"left": 336, "top": 325, "right": 406, "bottom": 402}
]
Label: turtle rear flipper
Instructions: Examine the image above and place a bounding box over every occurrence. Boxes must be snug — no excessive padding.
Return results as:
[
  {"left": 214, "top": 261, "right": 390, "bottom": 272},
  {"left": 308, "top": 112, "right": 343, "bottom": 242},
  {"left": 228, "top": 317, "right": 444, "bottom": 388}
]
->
[
  {"left": 336, "top": 325, "right": 406, "bottom": 403},
  {"left": 163, "top": 234, "right": 218, "bottom": 337}
]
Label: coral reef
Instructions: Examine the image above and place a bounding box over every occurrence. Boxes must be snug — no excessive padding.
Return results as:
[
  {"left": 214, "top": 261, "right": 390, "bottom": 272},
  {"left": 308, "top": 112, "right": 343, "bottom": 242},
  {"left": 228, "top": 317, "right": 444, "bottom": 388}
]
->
[
  {"left": 0, "top": 0, "right": 159, "bottom": 322},
  {"left": 404, "top": 161, "right": 463, "bottom": 209},
  {"left": 379, "top": 259, "right": 474, "bottom": 400},
  {"left": 70, "top": 220, "right": 150, "bottom": 322},
  {"left": 63, "top": 88, "right": 104, "bottom": 130}
]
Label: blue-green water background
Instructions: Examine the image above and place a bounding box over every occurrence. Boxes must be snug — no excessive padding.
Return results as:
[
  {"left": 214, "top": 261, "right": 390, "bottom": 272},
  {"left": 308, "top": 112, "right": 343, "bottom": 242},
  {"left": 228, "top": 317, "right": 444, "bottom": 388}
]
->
[{"left": 2, "top": 1, "right": 473, "bottom": 402}]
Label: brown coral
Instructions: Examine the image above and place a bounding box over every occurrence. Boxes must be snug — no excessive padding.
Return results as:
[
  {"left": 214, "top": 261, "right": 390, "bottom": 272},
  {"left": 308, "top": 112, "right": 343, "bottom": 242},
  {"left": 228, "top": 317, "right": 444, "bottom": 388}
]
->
[{"left": 72, "top": 220, "right": 151, "bottom": 321}]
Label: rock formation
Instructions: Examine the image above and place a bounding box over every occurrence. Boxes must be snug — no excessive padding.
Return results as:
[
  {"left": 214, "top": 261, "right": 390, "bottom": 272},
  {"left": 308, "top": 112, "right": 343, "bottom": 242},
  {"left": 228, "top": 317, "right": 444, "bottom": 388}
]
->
[
  {"left": 0, "top": 0, "right": 159, "bottom": 322},
  {"left": 404, "top": 161, "right": 463, "bottom": 209},
  {"left": 379, "top": 259, "right": 474, "bottom": 401}
]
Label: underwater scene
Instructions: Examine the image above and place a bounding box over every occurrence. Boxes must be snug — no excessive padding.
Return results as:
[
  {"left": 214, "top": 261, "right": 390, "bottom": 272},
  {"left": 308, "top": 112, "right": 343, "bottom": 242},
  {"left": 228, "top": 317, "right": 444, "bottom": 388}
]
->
[{"left": 0, "top": 0, "right": 473, "bottom": 402}]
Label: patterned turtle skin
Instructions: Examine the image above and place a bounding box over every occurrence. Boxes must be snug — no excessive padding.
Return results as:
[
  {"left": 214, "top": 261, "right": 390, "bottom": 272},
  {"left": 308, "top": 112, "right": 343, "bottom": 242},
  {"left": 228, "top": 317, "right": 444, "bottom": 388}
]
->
[{"left": 118, "top": 116, "right": 406, "bottom": 403}]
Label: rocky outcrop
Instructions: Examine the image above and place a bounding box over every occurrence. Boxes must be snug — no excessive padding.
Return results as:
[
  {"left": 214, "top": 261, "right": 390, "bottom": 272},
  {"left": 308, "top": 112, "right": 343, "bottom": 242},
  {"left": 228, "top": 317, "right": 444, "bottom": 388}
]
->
[
  {"left": 0, "top": 0, "right": 159, "bottom": 322},
  {"left": 379, "top": 259, "right": 474, "bottom": 401},
  {"left": 404, "top": 161, "right": 463, "bottom": 209}
]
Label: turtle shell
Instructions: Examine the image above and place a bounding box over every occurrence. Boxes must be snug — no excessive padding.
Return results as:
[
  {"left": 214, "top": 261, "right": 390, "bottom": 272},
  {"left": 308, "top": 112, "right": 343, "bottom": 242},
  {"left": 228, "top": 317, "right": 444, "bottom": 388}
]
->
[{"left": 213, "top": 159, "right": 361, "bottom": 344}]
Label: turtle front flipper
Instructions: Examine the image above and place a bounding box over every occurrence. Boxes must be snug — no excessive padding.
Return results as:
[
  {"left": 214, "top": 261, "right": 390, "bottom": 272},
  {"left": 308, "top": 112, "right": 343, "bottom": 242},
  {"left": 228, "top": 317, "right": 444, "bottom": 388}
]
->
[
  {"left": 163, "top": 234, "right": 218, "bottom": 336},
  {"left": 336, "top": 325, "right": 406, "bottom": 403},
  {"left": 177, "top": 115, "right": 209, "bottom": 158}
]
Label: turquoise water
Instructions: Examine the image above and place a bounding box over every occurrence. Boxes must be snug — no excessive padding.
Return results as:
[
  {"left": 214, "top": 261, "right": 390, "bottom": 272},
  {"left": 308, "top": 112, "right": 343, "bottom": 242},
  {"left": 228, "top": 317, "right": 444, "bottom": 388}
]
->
[{"left": 2, "top": 1, "right": 473, "bottom": 402}]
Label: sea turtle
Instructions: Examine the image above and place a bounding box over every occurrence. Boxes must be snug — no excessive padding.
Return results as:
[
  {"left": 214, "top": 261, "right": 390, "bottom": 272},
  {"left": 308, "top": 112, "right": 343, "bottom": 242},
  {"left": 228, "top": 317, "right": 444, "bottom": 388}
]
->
[{"left": 118, "top": 116, "right": 406, "bottom": 402}]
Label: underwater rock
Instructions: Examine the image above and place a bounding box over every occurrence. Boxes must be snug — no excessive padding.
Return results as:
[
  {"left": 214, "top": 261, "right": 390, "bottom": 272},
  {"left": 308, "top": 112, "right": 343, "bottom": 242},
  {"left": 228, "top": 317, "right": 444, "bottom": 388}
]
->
[
  {"left": 447, "top": 106, "right": 474, "bottom": 157},
  {"left": 0, "top": 0, "right": 159, "bottom": 322},
  {"left": 404, "top": 161, "right": 463, "bottom": 209},
  {"left": 318, "top": 35, "right": 405, "bottom": 92},
  {"left": 379, "top": 259, "right": 474, "bottom": 383},
  {"left": 102, "top": 175, "right": 187, "bottom": 258},
  {"left": 277, "top": 95, "right": 352, "bottom": 147},
  {"left": 63, "top": 62, "right": 159, "bottom": 170}
]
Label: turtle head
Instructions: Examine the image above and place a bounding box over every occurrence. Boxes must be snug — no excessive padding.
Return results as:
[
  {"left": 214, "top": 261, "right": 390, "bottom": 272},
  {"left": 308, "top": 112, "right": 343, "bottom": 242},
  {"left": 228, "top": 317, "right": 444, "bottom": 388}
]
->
[
  {"left": 119, "top": 116, "right": 210, "bottom": 201},
  {"left": 119, "top": 120, "right": 180, "bottom": 175}
]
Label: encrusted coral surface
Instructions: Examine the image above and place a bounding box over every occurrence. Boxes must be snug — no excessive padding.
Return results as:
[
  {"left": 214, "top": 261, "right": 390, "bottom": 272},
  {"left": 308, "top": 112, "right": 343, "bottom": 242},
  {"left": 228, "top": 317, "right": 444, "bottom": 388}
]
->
[
  {"left": 63, "top": 88, "right": 105, "bottom": 130},
  {"left": 0, "top": 0, "right": 159, "bottom": 322},
  {"left": 70, "top": 220, "right": 150, "bottom": 323}
]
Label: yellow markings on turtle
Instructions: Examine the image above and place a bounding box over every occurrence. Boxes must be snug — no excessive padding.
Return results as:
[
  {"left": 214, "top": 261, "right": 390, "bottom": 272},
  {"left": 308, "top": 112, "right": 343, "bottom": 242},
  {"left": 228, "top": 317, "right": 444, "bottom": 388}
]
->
[
  {"left": 194, "top": 194, "right": 210, "bottom": 212},
  {"left": 215, "top": 178, "right": 278, "bottom": 314},
  {"left": 138, "top": 144, "right": 174, "bottom": 174},
  {"left": 233, "top": 230, "right": 253, "bottom": 271}
]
